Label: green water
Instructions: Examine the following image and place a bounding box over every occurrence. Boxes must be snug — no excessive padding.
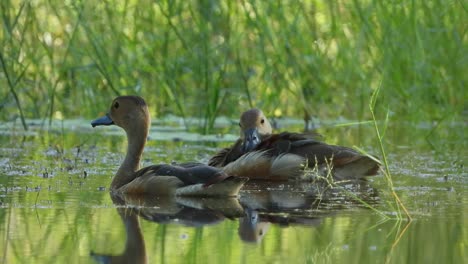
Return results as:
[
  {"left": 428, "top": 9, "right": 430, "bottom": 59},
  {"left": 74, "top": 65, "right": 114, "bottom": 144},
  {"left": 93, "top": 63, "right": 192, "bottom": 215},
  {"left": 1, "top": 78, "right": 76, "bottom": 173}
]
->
[{"left": 0, "top": 119, "right": 466, "bottom": 264}]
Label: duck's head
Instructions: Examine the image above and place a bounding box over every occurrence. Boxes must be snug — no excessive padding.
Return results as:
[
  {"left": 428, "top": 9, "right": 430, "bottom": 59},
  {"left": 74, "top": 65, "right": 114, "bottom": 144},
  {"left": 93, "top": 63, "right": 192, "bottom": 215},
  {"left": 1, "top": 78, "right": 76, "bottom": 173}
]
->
[
  {"left": 239, "top": 109, "right": 272, "bottom": 152},
  {"left": 92, "top": 96, "right": 150, "bottom": 134}
]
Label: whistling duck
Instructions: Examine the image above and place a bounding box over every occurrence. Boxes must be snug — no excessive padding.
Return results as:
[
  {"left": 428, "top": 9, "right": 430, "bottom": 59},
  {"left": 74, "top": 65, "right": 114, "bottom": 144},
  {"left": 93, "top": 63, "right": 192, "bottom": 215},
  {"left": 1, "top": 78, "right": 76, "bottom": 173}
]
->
[
  {"left": 208, "top": 108, "right": 380, "bottom": 180},
  {"left": 91, "top": 96, "right": 305, "bottom": 196}
]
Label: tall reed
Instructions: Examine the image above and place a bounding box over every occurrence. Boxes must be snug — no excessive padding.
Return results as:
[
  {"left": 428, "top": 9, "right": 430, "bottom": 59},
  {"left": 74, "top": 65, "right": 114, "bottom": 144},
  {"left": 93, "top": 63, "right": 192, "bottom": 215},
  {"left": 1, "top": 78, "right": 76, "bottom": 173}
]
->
[{"left": 0, "top": 0, "right": 464, "bottom": 133}]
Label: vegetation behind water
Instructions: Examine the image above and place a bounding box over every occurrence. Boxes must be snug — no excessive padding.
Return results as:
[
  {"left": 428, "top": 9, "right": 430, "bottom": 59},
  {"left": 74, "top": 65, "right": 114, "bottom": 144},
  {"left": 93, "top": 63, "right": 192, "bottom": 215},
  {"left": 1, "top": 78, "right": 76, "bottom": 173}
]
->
[{"left": 0, "top": 0, "right": 466, "bottom": 133}]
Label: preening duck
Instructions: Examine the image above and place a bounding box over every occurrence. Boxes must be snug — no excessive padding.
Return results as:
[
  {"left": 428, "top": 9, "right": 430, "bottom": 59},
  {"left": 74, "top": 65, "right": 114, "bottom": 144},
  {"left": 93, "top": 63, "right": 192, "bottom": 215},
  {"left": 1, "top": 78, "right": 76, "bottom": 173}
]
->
[{"left": 209, "top": 108, "right": 380, "bottom": 180}]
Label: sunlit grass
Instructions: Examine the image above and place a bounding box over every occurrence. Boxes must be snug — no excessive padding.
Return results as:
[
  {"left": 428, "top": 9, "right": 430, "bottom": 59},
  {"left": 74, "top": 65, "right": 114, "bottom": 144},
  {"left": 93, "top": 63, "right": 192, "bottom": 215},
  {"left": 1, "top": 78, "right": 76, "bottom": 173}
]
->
[
  {"left": 0, "top": 0, "right": 465, "bottom": 134},
  {"left": 0, "top": 2, "right": 464, "bottom": 262},
  {"left": 369, "top": 84, "right": 411, "bottom": 221}
]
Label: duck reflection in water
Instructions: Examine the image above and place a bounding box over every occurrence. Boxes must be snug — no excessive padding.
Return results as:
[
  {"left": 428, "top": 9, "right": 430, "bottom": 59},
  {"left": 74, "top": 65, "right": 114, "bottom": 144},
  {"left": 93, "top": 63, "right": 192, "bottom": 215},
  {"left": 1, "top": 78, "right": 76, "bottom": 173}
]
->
[
  {"left": 91, "top": 195, "right": 148, "bottom": 264},
  {"left": 238, "top": 180, "right": 379, "bottom": 243},
  {"left": 90, "top": 179, "right": 379, "bottom": 262},
  {"left": 90, "top": 193, "right": 246, "bottom": 264},
  {"left": 90, "top": 181, "right": 378, "bottom": 261},
  {"left": 127, "top": 194, "right": 245, "bottom": 226}
]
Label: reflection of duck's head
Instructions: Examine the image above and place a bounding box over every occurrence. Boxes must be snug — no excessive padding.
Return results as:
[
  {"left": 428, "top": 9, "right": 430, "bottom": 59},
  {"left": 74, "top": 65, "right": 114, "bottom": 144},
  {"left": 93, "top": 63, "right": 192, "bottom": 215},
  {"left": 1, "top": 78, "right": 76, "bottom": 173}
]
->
[
  {"left": 90, "top": 195, "right": 147, "bottom": 264},
  {"left": 239, "top": 109, "right": 273, "bottom": 152},
  {"left": 238, "top": 209, "right": 270, "bottom": 243},
  {"left": 92, "top": 96, "right": 248, "bottom": 196}
]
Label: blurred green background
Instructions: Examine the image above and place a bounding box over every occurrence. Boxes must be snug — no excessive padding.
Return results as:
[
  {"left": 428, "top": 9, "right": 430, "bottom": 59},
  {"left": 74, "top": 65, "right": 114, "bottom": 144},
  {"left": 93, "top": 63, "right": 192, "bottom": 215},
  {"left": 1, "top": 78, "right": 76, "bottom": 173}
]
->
[
  {"left": 0, "top": 2, "right": 466, "bottom": 263},
  {"left": 0, "top": 0, "right": 466, "bottom": 133}
]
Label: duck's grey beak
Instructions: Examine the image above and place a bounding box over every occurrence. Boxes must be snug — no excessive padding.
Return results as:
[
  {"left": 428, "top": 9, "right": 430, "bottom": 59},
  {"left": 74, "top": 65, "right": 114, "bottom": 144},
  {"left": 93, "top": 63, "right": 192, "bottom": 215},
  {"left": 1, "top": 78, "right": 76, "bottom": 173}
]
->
[
  {"left": 242, "top": 128, "right": 261, "bottom": 152},
  {"left": 91, "top": 114, "right": 114, "bottom": 127},
  {"left": 246, "top": 208, "right": 259, "bottom": 226}
]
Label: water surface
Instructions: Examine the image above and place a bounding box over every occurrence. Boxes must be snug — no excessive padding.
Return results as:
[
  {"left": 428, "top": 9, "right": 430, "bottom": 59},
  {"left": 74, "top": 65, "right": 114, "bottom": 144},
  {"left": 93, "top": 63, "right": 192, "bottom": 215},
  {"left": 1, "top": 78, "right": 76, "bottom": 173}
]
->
[{"left": 0, "top": 119, "right": 466, "bottom": 263}]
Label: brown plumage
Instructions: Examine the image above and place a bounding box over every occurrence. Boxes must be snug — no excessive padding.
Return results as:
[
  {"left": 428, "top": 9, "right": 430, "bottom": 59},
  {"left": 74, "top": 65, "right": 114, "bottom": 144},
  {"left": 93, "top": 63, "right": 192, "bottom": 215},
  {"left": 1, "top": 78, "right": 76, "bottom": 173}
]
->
[
  {"left": 208, "top": 108, "right": 381, "bottom": 180},
  {"left": 91, "top": 96, "right": 250, "bottom": 197},
  {"left": 91, "top": 97, "right": 305, "bottom": 196}
]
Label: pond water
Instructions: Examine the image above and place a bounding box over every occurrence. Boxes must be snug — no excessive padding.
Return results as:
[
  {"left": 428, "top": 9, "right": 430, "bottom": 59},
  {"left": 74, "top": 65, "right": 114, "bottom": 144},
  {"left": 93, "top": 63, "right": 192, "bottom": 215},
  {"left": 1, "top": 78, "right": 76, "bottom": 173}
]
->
[{"left": 0, "top": 118, "right": 466, "bottom": 264}]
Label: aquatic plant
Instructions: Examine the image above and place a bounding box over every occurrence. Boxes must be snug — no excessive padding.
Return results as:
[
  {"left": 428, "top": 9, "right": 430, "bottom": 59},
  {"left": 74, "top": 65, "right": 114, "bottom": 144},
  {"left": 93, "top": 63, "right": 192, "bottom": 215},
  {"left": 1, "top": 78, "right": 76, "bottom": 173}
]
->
[{"left": 0, "top": 0, "right": 464, "bottom": 134}]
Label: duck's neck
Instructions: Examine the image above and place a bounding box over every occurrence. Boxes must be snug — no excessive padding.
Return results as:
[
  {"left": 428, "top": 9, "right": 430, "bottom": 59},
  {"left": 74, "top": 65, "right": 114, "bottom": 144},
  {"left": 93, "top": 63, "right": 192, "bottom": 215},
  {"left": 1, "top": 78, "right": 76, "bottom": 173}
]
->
[
  {"left": 120, "top": 210, "right": 147, "bottom": 262},
  {"left": 112, "top": 124, "right": 149, "bottom": 190}
]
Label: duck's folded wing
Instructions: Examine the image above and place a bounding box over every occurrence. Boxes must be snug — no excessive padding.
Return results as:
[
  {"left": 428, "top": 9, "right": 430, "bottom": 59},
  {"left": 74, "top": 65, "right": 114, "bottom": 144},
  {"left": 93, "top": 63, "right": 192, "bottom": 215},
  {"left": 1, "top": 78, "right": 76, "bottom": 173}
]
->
[
  {"left": 257, "top": 132, "right": 380, "bottom": 176},
  {"left": 258, "top": 132, "right": 363, "bottom": 162},
  {"left": 209, "top": 133, "right": 324, "bottom": 166},
  {"left": 176, "top": 161, "right": 205, "bottom": 168},
  {"left": 120, "top": 170, "right": 183, "bottom": 195},
  {"left": 136, "top": 164, "right": 231, "bottom": 186},
  {"left": 256, "top": 133, "right": 323, "bottom": 155},
  {"left": 207, "top": 147, "right": 231, "bottom": 167},
  {"left": 208, "top": 139, "right": 244, "bottom": 167}
]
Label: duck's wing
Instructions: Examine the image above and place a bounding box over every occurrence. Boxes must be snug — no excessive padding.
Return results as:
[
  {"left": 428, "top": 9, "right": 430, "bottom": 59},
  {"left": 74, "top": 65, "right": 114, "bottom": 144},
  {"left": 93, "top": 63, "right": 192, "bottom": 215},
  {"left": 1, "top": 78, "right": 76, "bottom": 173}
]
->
[
  {"left": 256, "top": 132, "right": 356, "bottom": 159},
  {"left": 208, "top": 139, "right": 244, "bottom": 167},
  {"left": 135, "top": 164, "right": 231, "bottom": 186},
  {"left": 207, "top": 147, "right": 231, "bottom": 167},
  {"left": 176, "top": 161, "right": 205, "bottom": 168},
  {"left": 256, "top": 132, "right": 325, "bottom": 156},
  {"left": 256, "top": 132, "right": 380, "bottom": 176},
  {"left": 122, "top": 164, "right": 247, "bottom": 196}
]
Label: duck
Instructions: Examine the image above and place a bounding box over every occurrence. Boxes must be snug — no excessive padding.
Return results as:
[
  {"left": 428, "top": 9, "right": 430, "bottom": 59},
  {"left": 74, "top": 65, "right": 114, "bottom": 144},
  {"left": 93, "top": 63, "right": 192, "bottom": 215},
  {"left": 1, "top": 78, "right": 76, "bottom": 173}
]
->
[
  {"left": 91, "top": 96, "right": 305, "bottom": 196},
  {"left": 208, "top": 108, "right": 381, "bottom": 180}
]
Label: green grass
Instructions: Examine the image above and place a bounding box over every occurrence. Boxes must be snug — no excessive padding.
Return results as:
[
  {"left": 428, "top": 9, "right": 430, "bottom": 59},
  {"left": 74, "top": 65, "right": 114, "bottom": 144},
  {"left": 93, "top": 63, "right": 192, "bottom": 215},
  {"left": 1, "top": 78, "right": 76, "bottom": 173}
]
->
[{"left": 0, "top": 0, "right": 466, "bottom": 133}]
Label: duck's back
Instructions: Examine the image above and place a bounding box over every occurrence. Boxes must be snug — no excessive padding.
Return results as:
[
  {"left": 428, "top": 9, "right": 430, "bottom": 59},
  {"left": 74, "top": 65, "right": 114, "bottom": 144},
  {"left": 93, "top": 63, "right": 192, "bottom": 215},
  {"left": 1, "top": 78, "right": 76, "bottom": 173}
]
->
[{"left": 209, "top": 132, "right": 380, "bottom": 178}]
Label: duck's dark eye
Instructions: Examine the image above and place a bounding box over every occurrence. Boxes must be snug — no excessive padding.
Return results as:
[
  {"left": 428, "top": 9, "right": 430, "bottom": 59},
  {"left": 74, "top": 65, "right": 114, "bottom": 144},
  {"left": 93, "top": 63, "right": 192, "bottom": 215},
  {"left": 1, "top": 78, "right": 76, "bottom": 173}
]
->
[
  {"left": 114, "top": 102, "right": 119, "bottom": 109},
  {"left": 260, "top": 119, "right": 265, "bottom": 124}
]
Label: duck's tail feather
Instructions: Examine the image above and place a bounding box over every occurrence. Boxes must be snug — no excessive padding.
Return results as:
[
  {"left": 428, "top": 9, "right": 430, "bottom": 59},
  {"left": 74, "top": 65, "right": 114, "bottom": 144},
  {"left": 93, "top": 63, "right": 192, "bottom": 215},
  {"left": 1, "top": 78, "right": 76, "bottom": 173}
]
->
[{"left": 329, "top": 155, "right": 381, "bottom": 180}]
